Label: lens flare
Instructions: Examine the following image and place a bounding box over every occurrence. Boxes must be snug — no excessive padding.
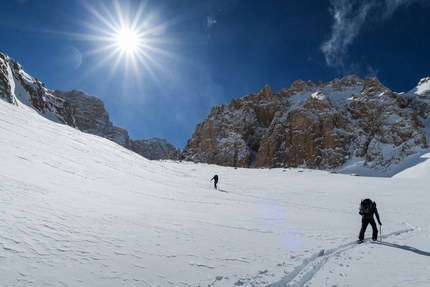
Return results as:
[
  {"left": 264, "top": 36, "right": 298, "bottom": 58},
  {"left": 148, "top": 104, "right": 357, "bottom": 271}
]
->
[
  {"left": 144, "top": 12, "right": 166, "bottom": 36},
  {"left": 280, "top": 227, "right": 303, "bottom": 251},
  {"left": 58, "top": 45, "right": 82, "bottom": 70},
  {"left": 255, "top": 198, "right": 286, "bottom": 229}
]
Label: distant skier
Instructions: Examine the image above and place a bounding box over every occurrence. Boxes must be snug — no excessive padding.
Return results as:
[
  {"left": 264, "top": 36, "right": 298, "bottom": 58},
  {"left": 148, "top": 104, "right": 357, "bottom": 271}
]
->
[
  {"left": 210, "top": 175, "right": 219, "bottom": 189},
  {"left": 358, "top": 199, "right": 382, "bottom": 242}
]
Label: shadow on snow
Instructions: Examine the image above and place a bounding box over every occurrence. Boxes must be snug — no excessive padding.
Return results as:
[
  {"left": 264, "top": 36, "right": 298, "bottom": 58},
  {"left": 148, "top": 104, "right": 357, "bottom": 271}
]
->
[{"left": 373, "top": 241, "right": 430, "bottom": 257}]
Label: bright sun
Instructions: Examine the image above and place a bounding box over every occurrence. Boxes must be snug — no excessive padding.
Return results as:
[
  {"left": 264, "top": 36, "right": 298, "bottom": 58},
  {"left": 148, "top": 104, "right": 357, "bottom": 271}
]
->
[
  {"left": 115, "top": 28, "right": 140, "bottom": 52},
  {"left": 76, "top": 0, "right": 174, "bottom": 87}
]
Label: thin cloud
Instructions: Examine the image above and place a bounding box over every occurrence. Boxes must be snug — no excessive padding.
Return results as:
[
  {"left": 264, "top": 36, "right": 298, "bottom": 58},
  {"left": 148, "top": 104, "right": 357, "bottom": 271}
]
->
[
  {"left": 366, "top": 65, "right": 380, "bottom": 77},
  {"left": 321, "top": 0, "right": 424, "bottom": 68},
  {"left": 321, "top": 0, "right": 377, "bottom": 68},
  {"left": 383, "top": 0, "right": 422, "bottom": 19},
  {"left": 205, "top": 14, "right": 217, "bottom": 29}
]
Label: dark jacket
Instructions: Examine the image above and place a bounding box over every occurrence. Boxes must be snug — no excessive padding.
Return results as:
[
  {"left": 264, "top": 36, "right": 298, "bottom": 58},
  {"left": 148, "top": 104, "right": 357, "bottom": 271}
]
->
[
  {"left": 211, "top": 175, "right": 218, "bottom": 181},
  {"left": 361, "top": 202, "right": 382, "bottom": 225}
]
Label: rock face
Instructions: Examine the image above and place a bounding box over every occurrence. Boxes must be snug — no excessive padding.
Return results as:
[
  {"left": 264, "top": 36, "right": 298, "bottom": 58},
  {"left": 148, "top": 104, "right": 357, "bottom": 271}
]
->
[
  {"left": 3, "top": 51, "right": 429, "bottom": 170},
  {"left": 0, "top": 51, "right": 178, "bottom": 160},
  {"left": 181, "top": 85, "right": 289, "bottom": 167},
  {"left": 50, "top": 90, "right": 180, "bottom": 159},
  {"left": 182, "top": 75, "right": 429, "bottom": 173},
  {"left": 51, "top": 90, "right": 132, "bottom": 149},
  {"left": 132, "top": 138, "right": 179, "bottom": 160},
  {"left": 403, "top": 77, "right": 430, "bottom": 118},
  {"left": 0, "top": 52, "right": 76, "bottom": 127}
]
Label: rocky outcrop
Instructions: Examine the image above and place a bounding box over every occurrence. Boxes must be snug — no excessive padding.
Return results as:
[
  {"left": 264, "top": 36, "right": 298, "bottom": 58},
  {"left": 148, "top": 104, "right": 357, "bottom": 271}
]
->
[
  {"left": 51, "top": 90, "right": 182, "bottom": 158},
  {"left": 0, "top": 52, "right": 76, "bottom": 127},
  {"left": 182, "top": 85, "right": 290, "bottom": 167},
  {"left": 51, "top": 90, "right": 132, "bottom": 149},
  {"left": 182, "top": 75, "right": 429, "bottom": 173},
  {"left": 3, "top": 51, "right": 428, "bottom": 169},
  {"left": 1, "top": 51, "right": 177, "bottom": 160},
  {"left": 132, "top": 138, "right": 179, "bottom": 160},
  {"left": 403, "top": 77, "right": 430, "bottom": 119},
  {"left": 257, "top": 92, "right": 349, "bottom": 169}
]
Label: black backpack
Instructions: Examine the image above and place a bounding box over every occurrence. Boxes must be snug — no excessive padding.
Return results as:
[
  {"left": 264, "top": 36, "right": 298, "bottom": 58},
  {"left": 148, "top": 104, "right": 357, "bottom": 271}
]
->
[{"left": 359, "top": 199, "right": 373, "bottom": 216}]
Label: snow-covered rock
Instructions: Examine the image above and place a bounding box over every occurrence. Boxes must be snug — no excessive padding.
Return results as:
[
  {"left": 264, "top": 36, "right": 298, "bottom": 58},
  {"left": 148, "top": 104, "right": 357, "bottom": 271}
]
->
[
  {"left": 182, "top": 75, "right": 429, "bottom": 174},
  {"left": 0, "top": 52, "right": 177, "bottom": 160},
  {"left": 51, "top": 89, "right": 132, "bottom": 149},
  {"left": 182, "top": 84, "right": 288, "bottom": 167},
  {"left": 0, "top": 51, "right": 76, "bottom": 127},
  {"left": 402, "top": 77, "right": 430, "bottom": 119}
]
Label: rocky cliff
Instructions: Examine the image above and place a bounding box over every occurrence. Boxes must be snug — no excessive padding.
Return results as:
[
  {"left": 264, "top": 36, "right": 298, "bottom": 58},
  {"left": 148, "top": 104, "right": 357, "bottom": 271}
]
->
[
  {"left": 181, "top": 84, "right": 290, "bottom": 167},
  {"left": 50, "top": 90, "right": 180, "bottom": 159},
  {"left": 0, "top": 52, "right": 76, "bottom": 127},
  {"left": 132, "top": 138, "right": 179, "bottom": 160},
  {"left": 0, "top": 51, "right": 177, "bottom": 160},
  {"left": 3, "top": 51, "right": 429, "bottom": 171},
  {"left": 51, "top": 90, "right": 133, "bottom": 149},
  {"left": 182, "top": 75, "right": 429, "bottom": 173}
]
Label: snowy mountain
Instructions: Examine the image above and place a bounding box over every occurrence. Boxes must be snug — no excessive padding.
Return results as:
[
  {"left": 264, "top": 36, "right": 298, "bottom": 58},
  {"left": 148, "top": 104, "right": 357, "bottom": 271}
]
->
[
  {"left": 3, "top": 50, "right": 430, "bottom": 174},
  {"left": 1, "top": 92, "right": 430, "bottom": 287},
  {"left": 0, "top": 52, "right": 76, "bottom": 127},
  {"left": 0, "top": 51, "right": 178, "bottom": 160},
  {"left": 182, "top": 75, "right": 430, "bottom": 176}
]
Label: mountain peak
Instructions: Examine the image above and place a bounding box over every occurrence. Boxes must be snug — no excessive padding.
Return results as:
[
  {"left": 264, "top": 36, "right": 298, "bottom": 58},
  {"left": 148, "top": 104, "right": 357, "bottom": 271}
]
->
[
  {"left": 0, "top": 52, "right": 76, "bottom": 127},
  {"left": 1, "top": 52, "right": 178, "bottom": 160},
  {"left": 290, "top": 79, "right": 315, "bottom": 93},
  {"left": 183, "top": 75, "right": 429, "bottom": 175},
  {"left": 361, "top": 76, "right": 389, "bottom": 96},
  {"left": 416, "top": 77, "right": 430, "bottom": 97}
]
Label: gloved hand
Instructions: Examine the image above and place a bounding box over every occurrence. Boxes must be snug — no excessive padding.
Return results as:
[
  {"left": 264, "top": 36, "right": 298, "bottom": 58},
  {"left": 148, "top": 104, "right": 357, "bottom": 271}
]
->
[{"left": 378, "top": 221, "right": 382, "bottom": 225}]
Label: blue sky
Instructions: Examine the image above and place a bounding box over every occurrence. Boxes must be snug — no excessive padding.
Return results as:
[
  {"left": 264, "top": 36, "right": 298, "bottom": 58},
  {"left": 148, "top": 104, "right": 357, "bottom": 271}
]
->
[{"left": 1, "top": 0, "right": 430, "bottom": 149}]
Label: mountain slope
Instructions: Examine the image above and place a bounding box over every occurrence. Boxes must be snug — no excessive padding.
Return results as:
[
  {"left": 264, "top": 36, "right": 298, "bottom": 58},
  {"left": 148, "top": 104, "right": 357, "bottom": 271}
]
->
[
  {"left": 0, "top": 51, "right": 178, "bottom": 159},
  {"left": 0, "top": 52, "right": 76, "bottom": 127},
  {"left": 51, "top": 89, "right": 133, "bottom": 149},
  {"left": 182, "top": 75, "right": 430, "bottom": 175},
  {"left": 1, "top": 93, "right": 430, "bottom": 287}
]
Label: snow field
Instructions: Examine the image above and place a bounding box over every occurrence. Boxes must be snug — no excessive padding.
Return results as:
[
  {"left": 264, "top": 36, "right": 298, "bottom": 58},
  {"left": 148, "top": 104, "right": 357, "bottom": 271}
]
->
[{"left": 1, "top": 99, "right": 430, "bottom": 286}]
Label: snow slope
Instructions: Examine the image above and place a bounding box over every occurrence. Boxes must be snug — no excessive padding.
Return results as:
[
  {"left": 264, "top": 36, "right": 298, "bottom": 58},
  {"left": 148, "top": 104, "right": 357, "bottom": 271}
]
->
[{"left": 1, "top": 99, "right": 430, "bottom": 286}]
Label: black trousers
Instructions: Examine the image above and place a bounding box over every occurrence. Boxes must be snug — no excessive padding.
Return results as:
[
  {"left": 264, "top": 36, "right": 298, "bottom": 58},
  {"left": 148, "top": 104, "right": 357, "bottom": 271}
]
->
[{"left": 359, "top": 218, "right": 378, "bottom": 240}]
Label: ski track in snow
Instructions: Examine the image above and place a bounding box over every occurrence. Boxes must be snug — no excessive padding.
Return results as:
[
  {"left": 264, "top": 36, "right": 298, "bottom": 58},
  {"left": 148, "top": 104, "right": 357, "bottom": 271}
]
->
[
  {"left": 265, "top": 226, "right": 414, "bottom": 287},
  {"left": 192, "top": 226, "right": 416, "bottom": 287}
]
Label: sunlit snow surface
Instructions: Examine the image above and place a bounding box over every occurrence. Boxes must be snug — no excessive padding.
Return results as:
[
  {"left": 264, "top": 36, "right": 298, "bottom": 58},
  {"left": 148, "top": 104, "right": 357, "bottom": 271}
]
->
[{"left": 1, "top": 99, "right": 430, "bottom": 286}]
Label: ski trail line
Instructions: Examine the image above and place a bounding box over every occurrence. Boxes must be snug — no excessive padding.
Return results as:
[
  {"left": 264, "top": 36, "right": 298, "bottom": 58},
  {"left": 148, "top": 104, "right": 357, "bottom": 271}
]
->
[{"left": 267, "top": 226, "right": 414, "bottom": 287}]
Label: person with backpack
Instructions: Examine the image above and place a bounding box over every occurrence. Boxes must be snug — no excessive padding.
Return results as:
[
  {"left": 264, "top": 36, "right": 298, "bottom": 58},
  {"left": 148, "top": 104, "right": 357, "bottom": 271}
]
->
[
  {"left": 358, "top": 199, "right": 382, "bottom": 242},
  {"left": 210, "top": 175, "right": 218, "bottom": 189}
]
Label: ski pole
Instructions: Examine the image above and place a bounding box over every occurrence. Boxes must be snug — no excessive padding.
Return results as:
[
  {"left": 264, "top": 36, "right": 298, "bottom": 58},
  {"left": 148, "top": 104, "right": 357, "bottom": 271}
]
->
[{"left": 380, "top": 225, "right": 382, "bottom": 243}]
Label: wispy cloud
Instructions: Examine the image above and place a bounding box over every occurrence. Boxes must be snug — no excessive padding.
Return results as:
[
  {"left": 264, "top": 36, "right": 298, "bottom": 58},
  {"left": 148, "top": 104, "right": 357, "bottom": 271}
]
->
[
  {"left": 383, "top": 0, "right": 422, "bottom": 18},
  {"left": 321, "top": 0, "right": 424, "bottom": 69},
  {"left": 321, "top": 0, "right": 377, "bottom": 68},
  {"left": 205, "top": 13, "right": 217, "bottom": 29},
  {"left": 366, "top": 65, "right": 380, "bottom": 77}
]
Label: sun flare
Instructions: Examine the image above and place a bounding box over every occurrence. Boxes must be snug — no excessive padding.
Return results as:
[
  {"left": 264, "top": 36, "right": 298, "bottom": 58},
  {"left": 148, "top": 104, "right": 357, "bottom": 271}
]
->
[
  {"left": 115, "top": 28, "right": 140, "bottom": 53},
  {"left": 75, "top": 0, "right": 178, "bottom": 90}
]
